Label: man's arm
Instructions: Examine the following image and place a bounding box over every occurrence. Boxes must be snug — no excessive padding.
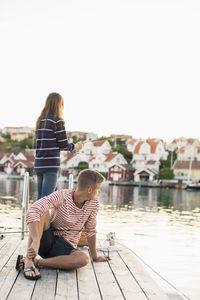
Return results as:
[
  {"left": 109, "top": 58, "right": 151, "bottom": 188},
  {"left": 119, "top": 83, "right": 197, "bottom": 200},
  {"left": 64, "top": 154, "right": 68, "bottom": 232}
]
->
[
  {"left": 26, "top": 221, "right": 41, "bottom": 259},
  {"left": 87, "top": 234, "right": 110, "bottom": 262}
]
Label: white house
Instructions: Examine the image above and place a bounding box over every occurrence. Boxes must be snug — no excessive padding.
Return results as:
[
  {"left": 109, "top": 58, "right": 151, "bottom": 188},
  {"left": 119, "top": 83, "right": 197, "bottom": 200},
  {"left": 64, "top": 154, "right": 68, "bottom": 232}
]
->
[
  {"left": 2, "top": 126, "right": 34, "bottom": 141},
  {"left": 176, "top": 145, "right": 200, "bottom": 161},
  {"left": 89, "top": 152, "right": 127, "bottom": 173},
  {"left": 81, "top": 140, "right": 111, "bottom": 156},
  {"left": 131, "top": 139, "right": 168, "bottom": 180},
  {"left": 171, "top": 137, "right": 200, "bottom": 150},
  {"left": 134, "top": 168, "right": 158, "bottom": 182},
  {"left": 126, "top": 138, "right": 137, "bottom": 152},
  {"left": 0, "top": 152, "right": 34, "bottom": 175},
  {"left": 86, "top": 132, "right": 98, "bottom": 141},
  {"left": 61, "top": 152, "right": 89, "bottom": 170}
]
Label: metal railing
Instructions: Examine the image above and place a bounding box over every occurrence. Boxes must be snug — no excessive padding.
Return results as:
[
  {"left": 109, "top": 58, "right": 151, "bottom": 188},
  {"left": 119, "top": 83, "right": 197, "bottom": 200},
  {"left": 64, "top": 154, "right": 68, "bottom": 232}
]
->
[
  {"left": 21, "top": 172, "right": 29, "bottom": 240},
  {"left": 69, "top": 174, "right": 73, "bottom": 189}
]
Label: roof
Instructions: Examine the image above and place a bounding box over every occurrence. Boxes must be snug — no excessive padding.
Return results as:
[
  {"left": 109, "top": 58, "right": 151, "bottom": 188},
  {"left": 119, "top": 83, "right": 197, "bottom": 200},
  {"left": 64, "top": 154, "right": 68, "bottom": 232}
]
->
[
  {"left": 93, "top": 140, "right": 106, "bottom": 147},
  {"left": 62, "top": 153, "right": 75, "bottom": 163},
  {"left": 127, "top": 139, "right": 137, "bottom": 145},
  {"left": 110, "top": 134, "right": 132, "bottom": 139},
  {"left": 173, "top": 160, "right": 200, "bottom": 170},
  {"left": 187, "top": 138, "right": 196, "bottom": 145},
  {"left": 0, "top": 152, "right": 5, "bottom": 160},
  {"left": 89, "top": 156, "right": 95, "bottom": 162},
  {"left": 23, "top": 153, "right": 35, "bottom": 162},
  {"left": 133, "top": 141, "right": 144, "bottom": 154},
  {"left": 120, "top": 164, "right": 135, "bottom": 170},
  {"left": 177, "top": 146, "right": 185, "bottom": 154},
  {"left": 133, "top": 140, "right": 159, "bottom": 154},
  {"left": 104, "top": 153, "right": 118, "bottom": 162},
  {"left": 14, "top": 160, "right": 33, "bottom": 168},
  {"left": 109, "top": 163, "right": 134, "bottom": 171}
]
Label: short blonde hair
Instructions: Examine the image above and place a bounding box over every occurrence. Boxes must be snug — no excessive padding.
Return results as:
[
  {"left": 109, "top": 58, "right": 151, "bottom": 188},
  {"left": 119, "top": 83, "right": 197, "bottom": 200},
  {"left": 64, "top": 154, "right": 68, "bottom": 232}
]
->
[{"left": 77, "top": 169, "right": 105, "bottom": 190}]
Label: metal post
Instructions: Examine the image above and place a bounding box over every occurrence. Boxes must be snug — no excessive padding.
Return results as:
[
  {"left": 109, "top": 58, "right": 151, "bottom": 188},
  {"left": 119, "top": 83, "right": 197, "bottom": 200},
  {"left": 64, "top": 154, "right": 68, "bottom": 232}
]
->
[
  {"left": 21, "top": 172, "right": 29, "bottom": 240},
  {"left": 69, "top": 174, "right": 73, "bottom": 189}
]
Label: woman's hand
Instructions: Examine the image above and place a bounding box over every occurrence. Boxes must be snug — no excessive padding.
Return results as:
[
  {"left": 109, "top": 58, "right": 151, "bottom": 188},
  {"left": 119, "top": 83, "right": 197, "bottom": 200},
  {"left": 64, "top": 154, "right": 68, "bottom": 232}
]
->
[{"left": 74, "top": 141, "right": 84, "bottom": 150}]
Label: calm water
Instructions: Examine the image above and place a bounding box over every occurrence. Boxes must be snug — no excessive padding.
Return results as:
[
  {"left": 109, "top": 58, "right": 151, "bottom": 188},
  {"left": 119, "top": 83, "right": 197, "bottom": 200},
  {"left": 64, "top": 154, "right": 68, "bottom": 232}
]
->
[{"left": 1, "top": 178, "right": 200, "bottom": 212}]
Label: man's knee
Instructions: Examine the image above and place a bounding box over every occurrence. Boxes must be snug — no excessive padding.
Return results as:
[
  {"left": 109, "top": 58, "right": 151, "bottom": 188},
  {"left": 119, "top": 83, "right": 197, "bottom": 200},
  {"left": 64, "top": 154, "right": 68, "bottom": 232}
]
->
[{"left": 71, "top": 251, "right": 89, "bottom": 268}]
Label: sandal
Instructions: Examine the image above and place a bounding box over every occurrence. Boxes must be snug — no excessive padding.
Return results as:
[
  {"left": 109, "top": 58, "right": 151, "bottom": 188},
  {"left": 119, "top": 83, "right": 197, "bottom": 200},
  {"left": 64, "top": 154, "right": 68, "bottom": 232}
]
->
[
  {"left": 23, "top": 266, "right": 41, "bottom": 280},
  {"left": 16, "top": 255, "right": 24, "bottom": 271}
]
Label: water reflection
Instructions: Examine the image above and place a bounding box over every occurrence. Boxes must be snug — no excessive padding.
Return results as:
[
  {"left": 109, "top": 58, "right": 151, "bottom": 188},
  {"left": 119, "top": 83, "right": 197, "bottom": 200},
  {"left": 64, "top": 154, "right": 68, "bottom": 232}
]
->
[{"left": 1, "top": 179, "right": 200, "bottom": 212}]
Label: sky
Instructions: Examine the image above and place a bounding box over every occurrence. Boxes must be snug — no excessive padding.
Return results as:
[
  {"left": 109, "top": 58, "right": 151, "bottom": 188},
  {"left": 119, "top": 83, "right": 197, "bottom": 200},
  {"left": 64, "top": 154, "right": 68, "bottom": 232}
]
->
[{"left": 0, "top": 0, "right": 200, "bottom": 143}]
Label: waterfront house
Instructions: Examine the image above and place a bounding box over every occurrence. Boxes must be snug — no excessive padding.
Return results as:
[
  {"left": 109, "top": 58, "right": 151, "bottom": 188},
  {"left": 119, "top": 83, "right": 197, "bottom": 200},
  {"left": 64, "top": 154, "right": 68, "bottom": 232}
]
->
[
  {"left": 13, "top": 160, "right": 33, "bottom": 175},
  {"left": 176, "top": 144, "right": 200, "bottom": 161},
  {"left": 89, "top": 152, "right": 127, "bottom": 173},
  {"left": 131, "top": 139, "right": 167, "bottom": 181},
  {"left": 0, "top": 152, "right": 34, "bottom": 175},
  {"left": 134, "top": 168, "right": 158, "bottom": 182},
  {"left": 108, "top": 164, "right": 135, "bottom": 181},
  {"left": 173, "top": 160, "right": 200, "bottom": 182},
  {"left": 2, "top": 156, "right": 14, "bottom": 174}
]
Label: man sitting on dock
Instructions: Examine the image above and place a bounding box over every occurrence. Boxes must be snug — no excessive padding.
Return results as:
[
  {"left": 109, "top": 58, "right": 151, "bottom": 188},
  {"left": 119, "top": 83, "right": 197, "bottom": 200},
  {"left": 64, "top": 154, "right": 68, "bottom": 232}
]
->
[{"left": 16, "top": 169, "right": 109, "bottom": 280}]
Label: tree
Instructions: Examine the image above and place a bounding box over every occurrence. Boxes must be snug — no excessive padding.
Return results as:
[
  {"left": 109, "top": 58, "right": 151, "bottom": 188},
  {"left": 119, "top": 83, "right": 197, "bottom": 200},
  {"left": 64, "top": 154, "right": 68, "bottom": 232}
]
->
[
  {"left": 112, "top": 145, "right": 132, "bottom": 163},
  {"left": 159, "top": 168, "right": 174, "bottom": 179},
  {"left": 78, "top": 161, "right": 89, "bottom": 170},
  {"left": 98, "top": 136, "right": 114, "bottom": 147},
  {"left": 160, "top": 149, "right": 177, "bottom": 169},
  {"left": 19, "top": 136, "right": 35, "bottom": 150}
]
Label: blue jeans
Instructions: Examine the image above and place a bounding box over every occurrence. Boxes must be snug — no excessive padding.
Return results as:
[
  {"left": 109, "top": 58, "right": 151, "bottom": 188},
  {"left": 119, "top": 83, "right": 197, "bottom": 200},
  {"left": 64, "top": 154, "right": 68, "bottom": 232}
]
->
[{"left": 36, "top": 171, "right": 58, "bottom": 200}]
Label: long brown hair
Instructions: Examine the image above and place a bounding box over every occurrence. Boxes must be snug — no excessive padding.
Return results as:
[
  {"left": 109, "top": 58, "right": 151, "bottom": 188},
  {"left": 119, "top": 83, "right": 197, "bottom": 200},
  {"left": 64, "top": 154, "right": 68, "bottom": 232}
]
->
[{"left": 36, "top": 93, "right": 64, "bottom": 130}]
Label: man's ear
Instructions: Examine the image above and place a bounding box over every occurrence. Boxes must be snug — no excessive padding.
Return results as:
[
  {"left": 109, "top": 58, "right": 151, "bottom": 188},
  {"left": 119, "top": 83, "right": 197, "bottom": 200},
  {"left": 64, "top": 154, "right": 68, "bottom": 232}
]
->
[{"left": 87, "top": 186, "right": 92, "bottom": 194}]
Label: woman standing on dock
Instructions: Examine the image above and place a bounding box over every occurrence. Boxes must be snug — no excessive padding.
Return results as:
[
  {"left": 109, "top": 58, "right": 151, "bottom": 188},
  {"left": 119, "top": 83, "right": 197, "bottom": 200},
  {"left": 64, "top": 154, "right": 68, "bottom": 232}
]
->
[{"left": 34, "top": 92, "right": 83, "bottom": 199}]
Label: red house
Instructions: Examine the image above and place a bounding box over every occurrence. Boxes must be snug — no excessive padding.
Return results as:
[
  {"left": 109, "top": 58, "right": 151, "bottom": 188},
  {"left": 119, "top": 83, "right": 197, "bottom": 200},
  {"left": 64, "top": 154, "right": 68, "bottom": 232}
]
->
[{"left": 108, "top": 164, "right": 135, "bottom": 182}]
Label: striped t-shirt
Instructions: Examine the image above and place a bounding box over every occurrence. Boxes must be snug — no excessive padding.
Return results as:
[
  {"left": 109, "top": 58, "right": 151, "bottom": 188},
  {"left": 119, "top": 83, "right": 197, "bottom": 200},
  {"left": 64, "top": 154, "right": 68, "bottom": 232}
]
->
[
  {"left": 34, "top": 114, "right": 74, "bottom": 173},
  {"left": 26, "top": 189, "right": 99, "bottom": 248}
]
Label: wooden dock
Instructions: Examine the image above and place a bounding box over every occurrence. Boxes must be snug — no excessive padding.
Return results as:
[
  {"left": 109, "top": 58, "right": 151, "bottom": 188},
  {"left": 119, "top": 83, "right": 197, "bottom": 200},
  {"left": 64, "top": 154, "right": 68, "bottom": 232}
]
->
[{"left": 0, "top": 236, "right": 169, "bottom": 300}]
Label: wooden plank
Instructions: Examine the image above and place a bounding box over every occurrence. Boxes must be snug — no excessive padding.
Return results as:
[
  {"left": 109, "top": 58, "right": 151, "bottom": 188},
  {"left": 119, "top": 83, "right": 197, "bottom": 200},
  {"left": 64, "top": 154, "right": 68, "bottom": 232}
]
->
[
  {"left": 55, "top": 269, "right": 78, "bottom": 300},
  {"left": 0, "top": 236, "right": 21, "bottom": 271},
  {"left": 7, "top": 271, "right": 36, "bottom": 300},
  {"left": 118, "top": 246, "right": 170, "bottom": 300},
  {"left": 77, "top": 248, "right": 101, "bottom": 300},
  {"left": 32, "top": 268, "right": 57, "bottom": 300},
  {"left": 0, "top": 235, "right": 8, "bottom": 249},
  {"left": 106, "top": 250, "right": 148, "bottom": 300},
  {"left": 0, "top": 238, "right": 27, "bottom": 300},
  {"left": 92, "top": 250, "right": 125, "bottom": 300}
]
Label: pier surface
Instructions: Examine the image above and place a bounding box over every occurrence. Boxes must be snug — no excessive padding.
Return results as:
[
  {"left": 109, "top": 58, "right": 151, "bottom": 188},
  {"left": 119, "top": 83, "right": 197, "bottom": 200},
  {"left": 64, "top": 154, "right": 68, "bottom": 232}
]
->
[{"left": 0, "top": 236, "right": 169, "bottom": 300}]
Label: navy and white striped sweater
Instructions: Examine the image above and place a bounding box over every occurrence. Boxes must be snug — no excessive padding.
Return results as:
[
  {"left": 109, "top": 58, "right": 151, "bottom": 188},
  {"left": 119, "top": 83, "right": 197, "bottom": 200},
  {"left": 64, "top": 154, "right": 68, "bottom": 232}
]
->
[{"left": 34, "top": 114, "right": 74, "bottom": 173}]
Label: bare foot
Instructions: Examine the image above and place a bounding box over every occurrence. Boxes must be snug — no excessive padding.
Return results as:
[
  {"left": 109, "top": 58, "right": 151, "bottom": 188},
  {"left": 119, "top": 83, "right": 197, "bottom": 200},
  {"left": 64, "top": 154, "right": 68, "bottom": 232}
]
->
[{"left": 24, "top": 257, "right": 40, "bottom": 278}]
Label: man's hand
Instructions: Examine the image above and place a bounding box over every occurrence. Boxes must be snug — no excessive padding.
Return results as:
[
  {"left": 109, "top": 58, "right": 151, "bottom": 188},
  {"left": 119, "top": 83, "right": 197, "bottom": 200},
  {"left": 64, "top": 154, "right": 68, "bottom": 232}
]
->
[
  {"left": 93, "top": 255, "right": 111, "bottom": 262},
  {"left": 27, "top": 240, "right": 40, "bottom": 259}
]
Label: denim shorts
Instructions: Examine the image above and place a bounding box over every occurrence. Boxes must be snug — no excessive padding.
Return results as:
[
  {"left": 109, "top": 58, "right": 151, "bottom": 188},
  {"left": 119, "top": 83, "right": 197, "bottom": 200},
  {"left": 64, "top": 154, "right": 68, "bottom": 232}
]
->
[{"left": 38, "top": 227, "right": 77, "bottom": 258}]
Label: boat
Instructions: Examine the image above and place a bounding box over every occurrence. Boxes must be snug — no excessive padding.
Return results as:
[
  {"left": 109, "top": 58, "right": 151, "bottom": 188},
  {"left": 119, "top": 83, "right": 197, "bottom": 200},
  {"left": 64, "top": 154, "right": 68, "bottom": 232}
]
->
[{"left": 186, "top": 183, "right": 200, "bottom": 190}]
